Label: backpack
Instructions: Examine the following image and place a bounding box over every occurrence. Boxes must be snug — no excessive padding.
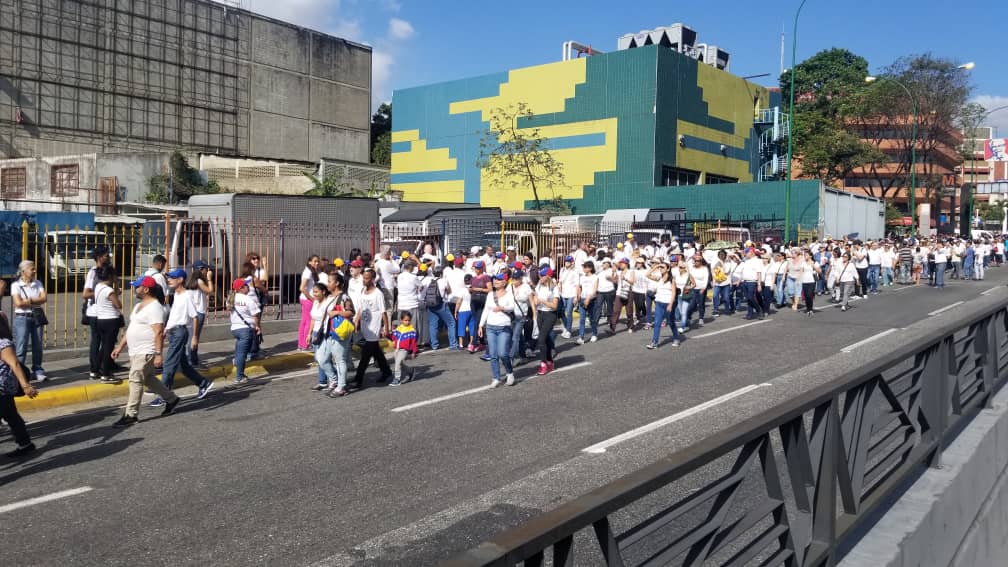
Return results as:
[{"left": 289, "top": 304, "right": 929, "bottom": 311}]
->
[{"left": 424, "top": 279, "right": 443, "bottom": 309}]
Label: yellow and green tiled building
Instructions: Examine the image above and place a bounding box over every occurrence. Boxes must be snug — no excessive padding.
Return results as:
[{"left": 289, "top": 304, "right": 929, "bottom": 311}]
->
[{"left": 391, "top": 44, "right": 819, "bottom": 225}]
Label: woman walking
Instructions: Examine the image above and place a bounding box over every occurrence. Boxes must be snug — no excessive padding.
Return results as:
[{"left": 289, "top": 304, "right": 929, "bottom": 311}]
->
[
  {"left": 309, "top": 283, "right": 336, "bottom": 390},
  {"left": 801, "top": 250, "right": 821, "bottom": 316},
  {"left": 320, "top": 273, "right": 356, "bottom": 397},
  {"left": 186, "top": 260, "right": 214, "bottom": 366},
  {"left": 478, "top": 271, "right": 516, "bottom": 387},
  {"left": 609, "top": 258, "right": 635, "bottom": 333},
  {"left": 532, "top": 266, "right": 559, "bottom": 375},
  {"left": 11, "top": 260, "right": 48, "bottom": 381},
  {"left": 673, "top": 261, "right": 696, "bottom": 333},
  {"left": 596, "top": 258, "right": 617, "bottom": 330},
  {"left": 0, "top": 314, "right": 38, "bottom": 456},
  {"left": 229, "top": 279, "right": 261, "bottom": 384},
  {"left": 575, "top": 260, "right": 599, "bottom": 344},
  {"left": 298, "top": 255, "right": 322, "bottom": 351},
  {"left": 645, "top": 262, "right": 681, "bottom": 349},
  {"left": 836, "top": 253, "right": 857, "bottom": 312},
  {"left": 93, "top": 265, "right": 124, "bottom": 383}
]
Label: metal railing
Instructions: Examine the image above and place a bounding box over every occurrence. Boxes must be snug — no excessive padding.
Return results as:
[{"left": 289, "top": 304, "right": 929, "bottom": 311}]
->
[{"left": 444, "top": 296, "right": 1008, "bottom": 566}]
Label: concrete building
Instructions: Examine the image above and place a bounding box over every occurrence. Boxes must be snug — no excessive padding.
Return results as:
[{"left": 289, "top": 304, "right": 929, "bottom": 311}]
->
[
  {"left": 0, "top": 0, "right": 372, "bottom": 163},
  {"left": 390, "top": 24, "right": 790, "bottom": 215}
]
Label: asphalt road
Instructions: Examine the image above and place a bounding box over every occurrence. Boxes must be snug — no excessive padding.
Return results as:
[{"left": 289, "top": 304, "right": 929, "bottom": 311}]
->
[{"left": 2, "top": 271, "right": 1006, "bottom": 566}]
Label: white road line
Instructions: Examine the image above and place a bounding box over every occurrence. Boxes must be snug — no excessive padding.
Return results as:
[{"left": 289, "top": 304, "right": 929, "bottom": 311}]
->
[
  {"left": 928, "top": 301, "right": 964, "bottom": 316},
  {"left": 0, "top": 487, "right": 94, "bottom": 514},
  {"left": 582, "top": 383, "right": 772, "bottom": 454},
  {"left": 840, "top": 328, "right": 898, "bottom": 353},
  {"left": 982, "top": 286, "right": 1000, "bottom": 295},
  {"left": 691, "top": 319, "right": 771, "bottom": 339},
  {"left": 391, "top": 362, "right": 595, "bottom": 412}
]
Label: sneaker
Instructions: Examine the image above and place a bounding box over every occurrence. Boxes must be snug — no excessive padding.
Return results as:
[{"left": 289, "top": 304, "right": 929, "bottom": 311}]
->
[
  {"left": 698, "top": 320, "right": 705, "bottom": 327},
  {"left": 474, "top": 344, "right": 486, "bottom": 353},
  {"left": 576, "top": 337, "right": 585, "bottom": 345},
  {"left": 467, "top": 344, "right": 476, "bottom": 353},
  {"left": 678, "top": 327, "right": 687, "bottom": 334},
  {"left": 235, "top": 375, "right": 248, "bottom": 384},
  {"left": 491, "top": 379, "right": 503, "bottom": 388},
  {"left": 537, "top": 362, "right": 548, "bottom": 376},
  {"left": 112, "top": 415, "right": 138, "bottom": 428},
  {"left": 589, "top": 335, "right": 598, "bottom": 343},
  {"left": 148, "top": 397, "right": 165, "bottom": 408},
  {"left": 628, "top": 328, "right": 634, "bottom": 333},
  {"left": 6, "top": 443, "right": 36, "bottom": 457},
  {"left": 480, "top": 354, "right": 491, "bottom": 361},
  {"left": 506, "top": 373, "right": 516, "bottom": 386},
  {"left": 713, "top": 313, "right": 720, "bottom": 318},
  {"left": 311, "top": 383, "right": 329, "bottom": 391},
  {"left": 389, "top": 379, "right": 402, "bottom": 387},
  {"left": 99, "top": 375, "right": 120, "bottom": 384},
  {"left": 547, "top": 361, "right": 555, "bottom": 372},
  {"left": 671, "top": 339, "right": 681, "bottom": 347},
  {"left": 162, "top": 396, "right": 181, "bottom": 415},
  {"left": 197, "top": 381, "right": 214, "bottom": 399},
  {"left": 646, "top": 342, "right": 657, "bottom": 349},
  {"left": 89, "top": 372, "right": 99, "bottom": 380},
  {"left": 561, "top": 330, "right": 572, "bottom": 339},
  {"left": 328, "top": 388, "right": 348, "bottom": 397},
  {"left": 33, "top": 369, "right": 47, "bottom": 382}
]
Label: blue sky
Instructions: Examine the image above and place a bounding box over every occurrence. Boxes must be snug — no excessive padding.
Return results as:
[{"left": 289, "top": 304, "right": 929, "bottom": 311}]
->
[{"left": 243, "top": 0, "right": 1008, "bottom": 133}]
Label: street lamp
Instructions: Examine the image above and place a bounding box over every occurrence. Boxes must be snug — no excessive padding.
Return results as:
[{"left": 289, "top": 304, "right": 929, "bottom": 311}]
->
[{"left": 784, "top": 0, "right": 809, "bottom": 243}]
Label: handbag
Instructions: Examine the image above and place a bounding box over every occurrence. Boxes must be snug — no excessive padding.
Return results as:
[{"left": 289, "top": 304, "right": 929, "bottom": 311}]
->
[
  {"left": 80, "top": 299, "right": 91, "bottom": 325},
  {"left": 19, "top": 287, "right": 48, "bottom": 326},
  {"left": 331, "top": 315, "right": 355, "bottom": 341},
  {"left": 311, "top": 299, "right": 335, "bottom": 346}
]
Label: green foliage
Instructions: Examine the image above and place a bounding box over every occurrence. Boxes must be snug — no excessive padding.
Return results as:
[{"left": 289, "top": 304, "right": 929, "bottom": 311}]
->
[
  {"left": 478, "top": 102, "right": 566, "bottom": 210},
  {"left": 974, "top": 201, "right": 1004, "bottom": 222},
  {"left": 885, "top": 203, "right": 904, "bottom": 223},
  {"left": 370, "top": 103, "right": 391, "bottom": 165},
  {"left": 372, "top": 131, "right": 391, "bottom": 166},
  {"left": 145, "top": 151, "right": 221, "bottom": 204},
  {"left": 302, "top": 172, "right": 391, "bottom": 200},
  {"left": 538, "top": 197, "right": 572, "bottom": 215}
]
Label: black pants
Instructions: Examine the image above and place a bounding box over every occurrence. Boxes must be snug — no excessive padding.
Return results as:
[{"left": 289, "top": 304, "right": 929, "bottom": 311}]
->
[
  {"left": 632, "top": 292, "right": 647, "bottom": 323},
  {"left": 353, "top": 340, "right": 391, "bottom": 384},
  {"left": 470, "top": 296, "right": 486, "bottom": 346},
  {"left": 94, "top": 318, "right": 121, "bottom": 377},
  {"left": 88, "top": 317, "right": 100, "bottom": 374},
  {"left": 856, "top": 268, "right": 869, "bottom": 297},
  {"left": 802, "top": 282, "right": 816, "bottom": 313},
  {"left": 0, "top": 394, "right": 31, "bottom": 447},
  {"left": 536, "top": 310, "right": 557, "bottom": 363},
  {"left": 598, "top": 290, "right": 615, "bottom": 324}
]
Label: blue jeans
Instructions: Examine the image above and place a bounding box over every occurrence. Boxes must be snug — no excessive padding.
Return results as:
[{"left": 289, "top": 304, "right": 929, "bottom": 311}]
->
[
  {"left": 13, "top": 314, "right": 43, "bottom": 371},
  {"left": 233, "top": 327, "right": 255, "bottom": 379},
  {"left": 427, "top": 304, "right": 458, "bottom": 349},
  {"left": 676, "top": 295, "right": 691, "bottom": 329},
  {"left": 645, "top": 292, "right": 656, "bottom": 325},
  {"left": 188, "top": 311, "right": 206, "bottom": 365},
  {"left": 485, "top": 325, "right": 513, "bottom": 381},
  {"left": 651, "top": 301, "right": 681, "bottom": 345},
  {"left": 162, "top": 326, "right": 208, "bottom": 389},
  {"left": 561, "top": 297, "right": 575, "bottom": 333},
  {"left": 712, "top": 285, "right": 733, "bottom": 314},
  {"left": 577, "top": 298, "right": 598, "bottom": 338},
  {"left": 510, "top": 315, "right": 527, "bottom": 360},
  {"left": 774, "top": 275, "right": 786, "bottom": 306},
  {"left": 316, "top": 335, "right": 351, "bottom": 390},
  {"left": 882, "top": 267, "right": 893, "bottom": 286},
  {"left": 934, "top": 262, "right": 946, "bottom": 287},
  {"left": 867, "top": 265, "right": 880, "bottom": 293},
  {"left": 688, "top": 291, "right": 706, "bottom": 322},
  {"left": 963, "top": 259, "right": 974, "bottom": 280}
]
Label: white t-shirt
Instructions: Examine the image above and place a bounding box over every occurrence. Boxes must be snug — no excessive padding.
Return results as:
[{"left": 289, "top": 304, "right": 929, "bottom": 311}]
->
[
  {"left": 144, "top": 268, "right": 170, "bottom": 297},
  {"left": 190, "top": 285, "right": 207, "bottom": 315},
  {"left": 300, "top": 267, "right": 316, "bottom": 302},
  {"left": 631, "top": 267, "right": 649, "bottom": 293},
  {"left": 740, "top": 258, "right": 763, "bottom": 282},
  {"left": 559, "top": 267, "right": 579, "bottom": 298},
  {"left": 355, "top": 288, "right": 386, "bottom": 341},
  {"left": 229, "top": 292, "right": 261, "bottom": 331},
  {"left": 375, "top": 258, "right": 400, "bottom": 291},
  {"left": 572, "top": 249, "right": 589, "bottom": 270},
  {"left": 11, "top": 279, "right": 44, "bottom": 314},
  {"left": 578, "top": 273, "right": 599, "bottom": 300},
  {"left": 166, "top": 289, "right": 197, "bottom": 330},
  {"left": 690, "top": 265, "right": 710, "bottom": 290},
  {"left": 934, "top": 247, "right": 948, "bottom": 263},
  {"left": 534, "top": 283, "right": 558, "bottom": 312},
  {"left": 310, "top": 297, "right": 336, "bottom": 333},
  {"left": 455, "top": 287, "right": 472, "bottom": 313},
  {"left": 125, "top": 300, "right": 165, "bottom": 357},
  {"left": 94, "top": 283, "right": 120, "bottom": 320},
  {"left": 800, "top": 263, "right": 817, "bottom": 284},
  {"left": 396, "top": 271, "right": 422, "bottom": 310},
  {"left": 654, "top": 279, "right": 675, "bottom": 304},
  {"left": 510, "top": 282, "right": 532, "bottom": 317},
  {"left": 867, "top": 249, "right": 884, "bottom": 265},
  {"left": 597, "top": 268, "right": 616, "bottom": 293},
  {"left": 84, "top": 266, "right": 99, "bottom": 317}
]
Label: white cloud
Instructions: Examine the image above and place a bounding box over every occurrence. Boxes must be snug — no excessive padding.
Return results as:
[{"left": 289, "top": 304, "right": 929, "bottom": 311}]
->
[
  {"left": 388, "top": 17, "right": 415, "bottom": 40},
  {"left": 243, "top": 0, "right": 340, "bottom": 30},
  {"left": 372, "top": 50, "right": 394, "bottom": 107},
  {"left": 973, "top": 95, "right": 1008, "bottom": 137}
]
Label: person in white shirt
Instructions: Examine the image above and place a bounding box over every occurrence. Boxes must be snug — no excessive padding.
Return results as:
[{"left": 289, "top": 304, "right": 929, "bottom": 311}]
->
[
  {"left": 426, "top": 266, "right": 459, "bottom": 351},
  {"left": 374, "top": 246, "right": 400, "bottom": 310},
  {"left": 82, "top": 245, "right": 111, "bottom": 380},
  {"left": 880, "top": 244, "right": 896, "bottom": 287},
  {"left": 631, "top": 256, "right": 650, "bottom": 327},
  {"left": 711, "top": 250, "right": 734, "bottom": 317},
  {"left": 11, "top": 260, "right": 47, "bottom": 381},
  {"left": 396, "top": 260, "right": 423, "bottom": 333},
  {"left": 298, "top": 255, "right": 322, "bottom": 351},
  {"left": 92, "top": 264, "right": 124, "bottom": 383},
  {"left": 187, "top": 259, "right": 215, "bottom": 366},
  {"left": 852, "top": 244, "right": 869, "bottom": 298},
  {"left": 150, "top": 269, "right": 213, "bottom": 406},
  {"left": 110, "top": 276, "right": 181, "bottom": 426},
  {"left": 836, "top": 252, "right": 858, "bottom": 311},
  {"left": 478, "top": 272, "right": 517, "bottom": 387},
  {"left": 596, "top": 258, "right": 617, "bottom": 330},
  {"left": 558, "top": 256, "right": 579, "bottom": 338},
  {"left": 144, "top": 254, "right": 170, "bottom": 297},
  {"left": 352, "top": 269, "right": 392, "bottom": 388},
  {"left": 866, "top": 241, "right": 884, "bottom": 294},
  {"left": 229, "top": 278, "right": 262, "bottom": 384},
  {"left": 933, "top": 242, "right": 949, "bottom": 288},
  {"left": 530, "top": 267, "right": 559, "bottom": 374},
  {"left": 575, "top": 261, "right": 600, "bottom": 343},
  {"left": 739, "top": 249, "right": 765, "bottom": 319},
  {"left": 508, "top": 269, "right": 533, "bottom": 360},
  {"left": 572, "top": 242, "right": 590, "bottom": 271},
  {"left": 687, "top": 254, "right": 710, "bottom": 327},
  {"left": 645, "top": 261, "right": 680, "bottom": 349}
]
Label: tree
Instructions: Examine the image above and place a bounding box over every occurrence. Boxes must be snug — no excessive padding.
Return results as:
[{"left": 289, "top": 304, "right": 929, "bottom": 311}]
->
[
  {"left": 780, "top": 49, "right": 884, "bottom": 186},
  {"left": 370, "top": 103, "right": 391, "bottom": 165},
  {"left": 478, "top": 102, "right": 566, "bottom": 210},
  {"left": 372, "top": 131, "right": 391, "bottom": 166},
  {"left": 302, "top": 172, "right": 391, "bottom": 199},
  {"left": 145, "top": 151, "right": 221, "bottom": 204}
]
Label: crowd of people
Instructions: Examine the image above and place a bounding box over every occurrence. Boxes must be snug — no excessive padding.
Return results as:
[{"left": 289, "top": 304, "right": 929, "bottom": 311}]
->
[{"left": 0, "top": 231, "right": 1004, "bottom": 454}]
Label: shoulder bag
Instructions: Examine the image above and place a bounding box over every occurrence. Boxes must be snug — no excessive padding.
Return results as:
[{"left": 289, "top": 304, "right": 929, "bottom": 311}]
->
[{"left": 19, "top": 285, "right": 48, "bottom": 327}]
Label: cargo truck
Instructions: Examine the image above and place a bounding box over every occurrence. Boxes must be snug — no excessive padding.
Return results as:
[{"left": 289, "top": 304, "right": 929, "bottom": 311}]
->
[{"left": 381, "top": 206, "right": 502, "bottom": 256}]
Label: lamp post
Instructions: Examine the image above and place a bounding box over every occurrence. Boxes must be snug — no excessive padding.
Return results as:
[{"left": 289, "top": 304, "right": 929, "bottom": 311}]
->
[{"left": 784, "top": 0, "right": 809, "bottom": 243}]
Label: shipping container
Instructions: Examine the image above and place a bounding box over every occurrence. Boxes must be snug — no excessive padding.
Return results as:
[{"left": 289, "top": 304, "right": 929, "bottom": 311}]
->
[{"left": 381, "top": 206, "right": 502, "bottom": 256}]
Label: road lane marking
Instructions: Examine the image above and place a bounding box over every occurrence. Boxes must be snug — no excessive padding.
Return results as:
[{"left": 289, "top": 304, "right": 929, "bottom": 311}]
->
[
  {"left": 928, "top": 301, "right": 964, "bottom": 316},
  {"left": 691, "top": 319, "right": 771, "bottom": 339},
  {"left": 982, "top": 286, "right": 1000, "bottom": 295},
  {"left": 840, "top": 329, "right": 898, "bottom": 353},
  {"left": 391, "top": 362, "right": 594, "bottom": 412},
  {"left": 0, "top": 487, "right": 93, "bottom": 514},
  {"left": 582, "top": 383, "right": 772, "bottom": 454}
]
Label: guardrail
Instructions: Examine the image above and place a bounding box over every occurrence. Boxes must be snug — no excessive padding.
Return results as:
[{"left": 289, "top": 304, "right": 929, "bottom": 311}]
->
[{"left": 443, "top": 296, "right": 1008, "bottom": 566}]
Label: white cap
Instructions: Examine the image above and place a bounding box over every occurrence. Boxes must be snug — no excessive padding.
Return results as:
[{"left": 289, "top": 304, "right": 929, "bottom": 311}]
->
[
  {"left": 506, "top": 245, "right": 515, "bottom": 251},
  {"left": 470, "top": 245, "right": 481, "bottom": 254}
]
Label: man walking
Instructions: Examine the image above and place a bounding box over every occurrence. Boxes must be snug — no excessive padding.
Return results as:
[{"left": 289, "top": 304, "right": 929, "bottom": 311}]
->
[
  {"left": 740, "top": 248, "right": 765, "bottom": 320},
  {"left": 350, "top": 268, "right": 392, "bottom": 389},
  {"left": 110, "top": 276, "right": 181, "bottom": 426},
  {"left": 82, "top": 245, "right": 111, "bottom": 380},
  {"left": 150, "top": 268, "right": 213, "bottom": 407}
]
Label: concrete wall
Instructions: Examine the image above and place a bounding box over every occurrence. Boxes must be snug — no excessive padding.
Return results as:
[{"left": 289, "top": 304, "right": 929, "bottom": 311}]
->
[
  {"left": 96, "top": 153, "right": 170, "bottom": 203},
  {"left": 839, "top": 384, "right": 1008, "bottom": 567},
  {"left": 0, "top": 0, "right": 371, "bottom": 164}
]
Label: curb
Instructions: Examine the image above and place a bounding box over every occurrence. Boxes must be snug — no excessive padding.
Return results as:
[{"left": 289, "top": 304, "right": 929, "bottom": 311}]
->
[{"left": 17, "top": 351, "right": 315, "bottom": 412}]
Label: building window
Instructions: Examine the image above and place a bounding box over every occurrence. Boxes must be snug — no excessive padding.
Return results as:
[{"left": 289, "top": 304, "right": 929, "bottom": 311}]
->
[
  {"left": 705, "top": 173, "right": 738, "bottom": 184},
  {"left": 51, "top": 164, "right": 80, "bottom": 197},
  {"left": 1, "top": 167, "right": 27, "bottom": 199},
  {"left": 661, "top": 166, "right": 700, "bottom": 186}
]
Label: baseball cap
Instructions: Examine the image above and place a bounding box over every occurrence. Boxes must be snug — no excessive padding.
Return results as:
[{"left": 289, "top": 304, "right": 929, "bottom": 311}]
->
[
  {"left": 130, "top": 275, "right": 157, "bottom": 289},
  {"left": 564, "top": 255, "right": 574, "bottom": 262},
  {"left": 470, "top": 245, "right": 481, "bottom": 254},
  {"left": 494, "top": 251, "right": 504, "bottom": 258},
  {"left": 453, "top": 257, "right": 464, "bottom": 267},
  {"left": 539, "top": 266, "right": 553, "bottom": 278},
  {"left": 626, "top": 233, "right": 634, "bottom": 239},
  {"left": 333, "top": 258, "right": 345, "bottom": 267},
  {"left": 445, "top": 253, "right": 455, "bottom": 262},
  {"left": 506, "top": 245, "right": 515, "bottom": 251},
  {"left": 349, "top": 260, "right": 364, "bottom": 268},
  {"left": 418, "top": 263, "right": 428, "bottom": 272},
  {"left": 474, "top": 260, "right": 485, "bottom": 269},
  {"left": 512, "top": 269, "right": 525, "bottom": 279},
  {"left": 401, "top": 251, "right": 410, "bottom": 259},
  {"left": 493, "top": 272, "right": 510, "bottom": 281},
  {"left": 166, "top": 268, "right": 187, "bottom": 279},
  {"left": 192, "top": 259, "right": 212, "bottom": 270},
  {"left": 231, "top": 278, "right": 248, "bottom": 291}
]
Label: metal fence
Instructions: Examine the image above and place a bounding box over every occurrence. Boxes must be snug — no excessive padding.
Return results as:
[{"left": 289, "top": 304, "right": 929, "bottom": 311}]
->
[
  {"left": 5, "top": 216, "right": 377, "bottom": 350},
  {"left": 443, "top": 297, "right": 1008, "bottom": 566}
]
